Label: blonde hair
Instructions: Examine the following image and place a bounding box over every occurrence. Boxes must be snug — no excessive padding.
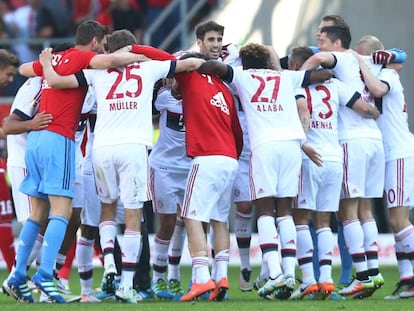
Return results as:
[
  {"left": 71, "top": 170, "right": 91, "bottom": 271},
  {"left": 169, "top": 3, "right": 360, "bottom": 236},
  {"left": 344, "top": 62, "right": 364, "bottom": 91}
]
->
[{"left": 355, "top": 35, "right": 384, "bottom": 55}]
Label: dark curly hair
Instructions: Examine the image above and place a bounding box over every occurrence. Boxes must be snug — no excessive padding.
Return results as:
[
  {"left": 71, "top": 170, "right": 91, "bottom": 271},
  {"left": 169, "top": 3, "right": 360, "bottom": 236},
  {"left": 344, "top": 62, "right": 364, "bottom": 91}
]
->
[{"left": 239, "top": 43, "right": 271, "bottom": 70}]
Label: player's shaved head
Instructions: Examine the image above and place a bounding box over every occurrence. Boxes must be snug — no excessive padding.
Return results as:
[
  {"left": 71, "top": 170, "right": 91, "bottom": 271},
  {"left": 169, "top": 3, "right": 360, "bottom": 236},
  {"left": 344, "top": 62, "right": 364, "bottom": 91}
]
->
[{"left": 355, "top": 35, "right": 384, "bottom": 55}]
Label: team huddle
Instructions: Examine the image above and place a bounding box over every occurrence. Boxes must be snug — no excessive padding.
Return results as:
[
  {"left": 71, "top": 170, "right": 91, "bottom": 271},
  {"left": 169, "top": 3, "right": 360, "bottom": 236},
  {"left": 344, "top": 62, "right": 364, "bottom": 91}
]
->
[{"left": 0, "top": 13, "right": 413, "bottom": 304}]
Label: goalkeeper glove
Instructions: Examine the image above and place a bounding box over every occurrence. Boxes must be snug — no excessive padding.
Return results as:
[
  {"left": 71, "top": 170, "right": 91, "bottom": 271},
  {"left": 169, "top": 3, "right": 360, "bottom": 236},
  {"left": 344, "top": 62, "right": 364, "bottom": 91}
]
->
[
  {"left": 309, "top": 46, "right": 320, "bottom": 54},
  {"left": 372, "top": 48, "right": 407, "bottom": 64},
  {"left": 388, "top": 48, "right": 407, "bottom": 63}
]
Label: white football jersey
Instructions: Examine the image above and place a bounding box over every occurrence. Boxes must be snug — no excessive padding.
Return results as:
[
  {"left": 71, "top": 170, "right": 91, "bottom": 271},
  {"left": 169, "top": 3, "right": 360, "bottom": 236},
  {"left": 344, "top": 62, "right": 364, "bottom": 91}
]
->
[
  {"left": 230, "top": 67, "right": 306, "bottom": 150},
  {"left": 301, "top": 78, "right": 357, "bottom": 162},
  {"left": 236, "top": 102, "right": 251, "bottom": 160},
  {"left": 82, "top": 60, "right": 174, "bottom": 149},
  {"left": 6, "top": 77, "right": 42, "bottom": 168},
  {"left": 149, "top": 88, "right": 191, "bottom": 172},
  {"left": 330, "top": 52, "right": 383, "bottom": 140},
  {"left": 376, "top": 68, "right": 414, "bottom": 161}
]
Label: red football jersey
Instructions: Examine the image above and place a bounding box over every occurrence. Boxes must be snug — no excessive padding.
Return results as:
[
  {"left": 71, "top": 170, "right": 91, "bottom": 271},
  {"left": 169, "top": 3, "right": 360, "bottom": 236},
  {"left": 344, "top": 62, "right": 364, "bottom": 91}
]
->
[
  {"left": 175, "top": 71, "right": 243, "bottom": 159},
  {"left": 33, "top": 48, "right": 96, "bottom": 140}
]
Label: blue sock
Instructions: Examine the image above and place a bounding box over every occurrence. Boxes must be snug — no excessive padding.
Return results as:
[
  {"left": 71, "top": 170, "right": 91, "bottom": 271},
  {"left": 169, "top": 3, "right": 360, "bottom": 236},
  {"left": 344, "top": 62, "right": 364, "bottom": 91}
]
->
[
  {"left": 337, "top": 221, "right": 352, "bottom": 284},
  {"left": 14, "top": 219, "right": 42, "bottom": 279},
  {"left": 309, "top": 224, "right": 320, "bottom": 280},
  {"left": 39, "top": 216, "right": 68, "bottom": 277}
]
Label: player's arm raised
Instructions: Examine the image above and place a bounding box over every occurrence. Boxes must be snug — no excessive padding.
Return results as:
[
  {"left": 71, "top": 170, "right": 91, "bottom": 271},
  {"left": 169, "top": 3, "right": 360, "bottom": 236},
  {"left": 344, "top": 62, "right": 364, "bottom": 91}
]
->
[
  {"left": 88, "top": 51, "right": 147, "bottom": 69},
  {"left": 354, "top": 52, "right": 389, "bottom": 98},
  {"left": 174, "top": 58, "right": 206, "bottom": 73},
  {"left": 19, "top": 62, "right": 36, "bottom": 77},
  {"left": 198, "top": 60, "right": 230, "bottom": 79},
  {"left": 300, "top": 51, "right": 336, "bottom": 70}
]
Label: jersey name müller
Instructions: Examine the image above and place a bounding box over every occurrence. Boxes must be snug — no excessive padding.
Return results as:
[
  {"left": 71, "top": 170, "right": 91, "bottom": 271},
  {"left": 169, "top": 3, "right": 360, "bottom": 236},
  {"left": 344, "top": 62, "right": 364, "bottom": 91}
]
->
[{"left": 82, "top": 60, "right": 174, "bottom": 149}]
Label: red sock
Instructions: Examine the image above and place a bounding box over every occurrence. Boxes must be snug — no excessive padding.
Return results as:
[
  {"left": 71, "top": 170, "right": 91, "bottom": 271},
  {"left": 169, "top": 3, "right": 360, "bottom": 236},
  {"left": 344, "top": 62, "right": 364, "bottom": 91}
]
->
[
  {"left": 58, "top": 240, "right": 76, "bottom": 280},
  {"left": 0, "top": 223, "right": 16, "bottom": 272}
]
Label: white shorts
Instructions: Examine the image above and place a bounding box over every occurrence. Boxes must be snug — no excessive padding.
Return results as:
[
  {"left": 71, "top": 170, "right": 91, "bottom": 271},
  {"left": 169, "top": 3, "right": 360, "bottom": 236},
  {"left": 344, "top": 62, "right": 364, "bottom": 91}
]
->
[
  {"left": 92, "top": 144, "right": 149, "bottom": 209},
  {"left": 115, "top": 201, "right": 143, "bottom": 224},
  {"left": 296, "top": 160, "right": 343, "bottom": 212},
  {"left": 340, "top": 138, "right": 385, "bottom": 199},
  {"left": 80, "top": 170, "right": 101, "bottom": 227},
  {"left": 150, "top": 167, "right": 188, "bottom": 214},
  {"left": 7, "top": 165, "right": 31, "bottom": 222},
  {"left": 181, "top": 156, "right": 238, "bottom": 223},
  {"left": 384, "top": 157, "right": 414, "bottom": 209},
  {"left": 233, "top": 155, "right": 251, "bottom": 203},
  {"left": 116, "top": 201, "right": 125, "bottom": 224},
  {"left": 72, "top": 162, "right": 84, "bottom": 208},
  {"left": 250, "top": 140, "right": 302, "bottom": 200}
]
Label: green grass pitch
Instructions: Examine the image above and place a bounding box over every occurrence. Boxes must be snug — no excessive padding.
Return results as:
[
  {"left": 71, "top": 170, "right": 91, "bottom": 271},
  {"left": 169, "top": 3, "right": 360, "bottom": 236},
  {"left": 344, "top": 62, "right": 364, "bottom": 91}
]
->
[{"left": 0, "top": 265, "right": 411, "bottom": 310}]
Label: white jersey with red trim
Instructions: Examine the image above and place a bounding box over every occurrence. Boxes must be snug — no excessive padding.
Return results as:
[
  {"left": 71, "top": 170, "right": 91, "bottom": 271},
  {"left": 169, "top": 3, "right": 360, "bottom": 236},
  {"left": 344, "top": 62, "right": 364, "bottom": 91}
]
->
[
  {"left": 330, "top": 52, "right": 383, "bottom": 140},
  {"left": 82, "top": 60, "right": 174, "bottom": 149},
  {"left": 6, "top": 77, "right": 42, "bottom": 168},
  {"left": 376, "top": 68, "right": 414, "bottom": 161},
  {"left": 149, "top": 88, "right": 191, "bottom": 173},
  {"left": 301, "top": 78, "right": 356, "bottom": 162},
  {"left": 221, "top": 43, "right": 242, "bottom": 67},
  {"left": 236, "top": 104, "right": 251, "bottom": 160},
  {"left": 230, "top": 67, "right": 306, "bottom": 149}
]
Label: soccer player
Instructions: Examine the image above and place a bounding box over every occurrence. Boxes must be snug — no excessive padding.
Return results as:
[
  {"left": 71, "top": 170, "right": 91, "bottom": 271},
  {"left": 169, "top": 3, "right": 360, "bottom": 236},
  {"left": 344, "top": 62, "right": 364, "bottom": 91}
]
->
[
  {"left": 0, "top": 156, "right": 15, "bottom": 272},
  {"left": 38, "top": 29, "right": 205, "bottom": 303},
  {"left": 148, "top": 79, "right": 189, "bottom": 301},
  {"left": 196, "top": 21, "right": 257, "bottom": 291},
  {"left": 288, "top": 46, "right": 380, "bottom": 300},
  {"left": 2, "top": 45, "right": 80, "bottom": 302},
  {"left": 278, "top": 15, "right": 354, "bottom": 293},
  {"left": 197, "top": 42, "right": 330, "bottom": 299},
  {"left": 3, "top": 20, "right": 146, "bottom": 304},
  {"left": 301, "top": 25, "right": 385, "bottom": 298},
  {"left": 220, "top": 42, "right": 257, "bottom": 293},
  {"left": 233, "top": 97, "right": 255, "bottom": 292},
  {"left": 0, "top": 48, "right": 19, "bottom": 275},
  {"left": 2, "top": 77, "right": 50, "bottom": 223},
  {"left": 0, "top": 49, "right": 18, "bottom": 89},
  {"left": 73, "top": 93, "right": 102, "bottom": 303},
  {"left": 173, "top": 52, "right": 243, "bottom": 302},
  {"left": 354, "top": 35, "right": 414, "bottom": 299}
]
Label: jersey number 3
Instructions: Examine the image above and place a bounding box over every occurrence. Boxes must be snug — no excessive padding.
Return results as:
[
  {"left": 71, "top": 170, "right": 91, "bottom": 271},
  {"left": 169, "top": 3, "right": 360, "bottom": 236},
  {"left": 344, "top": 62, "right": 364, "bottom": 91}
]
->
[{"left": 305, "top": 85, "right": 333, "bottom": 119}]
